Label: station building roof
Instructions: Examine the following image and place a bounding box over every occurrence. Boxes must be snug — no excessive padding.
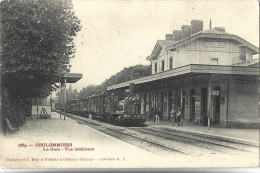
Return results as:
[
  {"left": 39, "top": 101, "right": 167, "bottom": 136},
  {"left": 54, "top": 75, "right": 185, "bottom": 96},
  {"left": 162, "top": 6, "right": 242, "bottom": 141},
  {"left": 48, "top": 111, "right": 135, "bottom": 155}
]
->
[
  {"left": 147, "top": 28, "right": 259, "bottom": 60},
  {"left": 107, "top": 64, "right": 259, "bottom": 91}
]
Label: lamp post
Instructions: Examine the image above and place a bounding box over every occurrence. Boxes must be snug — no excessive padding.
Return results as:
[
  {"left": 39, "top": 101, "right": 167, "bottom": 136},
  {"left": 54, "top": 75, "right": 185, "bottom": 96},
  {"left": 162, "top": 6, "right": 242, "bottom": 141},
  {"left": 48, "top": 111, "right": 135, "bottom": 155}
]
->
[
  {"left": 60, "top": 64, "right": 71, "bottom": 120},
  {"left": 59, "top": 71, "right": 82, "bottom": 120},
  {"left": 60, "top": 76, "right": 67, "bottom": 120},
  {"left": 60, "top": 82, "right": 62, "bottom": 118}
]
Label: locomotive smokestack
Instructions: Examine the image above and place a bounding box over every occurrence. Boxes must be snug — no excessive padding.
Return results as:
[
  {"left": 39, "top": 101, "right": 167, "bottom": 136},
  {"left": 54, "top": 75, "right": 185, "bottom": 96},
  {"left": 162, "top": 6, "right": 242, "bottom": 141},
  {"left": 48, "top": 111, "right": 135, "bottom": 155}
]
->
[{"left": 129, "top": 83, "right": 135, "bottom": 97}]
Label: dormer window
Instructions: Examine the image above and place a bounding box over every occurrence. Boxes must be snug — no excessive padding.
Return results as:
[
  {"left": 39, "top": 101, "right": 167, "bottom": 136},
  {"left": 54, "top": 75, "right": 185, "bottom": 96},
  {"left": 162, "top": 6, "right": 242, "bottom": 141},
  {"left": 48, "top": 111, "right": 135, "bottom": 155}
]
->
[{"left": 161, "top": 60, "right": 165, "bottom": 72}]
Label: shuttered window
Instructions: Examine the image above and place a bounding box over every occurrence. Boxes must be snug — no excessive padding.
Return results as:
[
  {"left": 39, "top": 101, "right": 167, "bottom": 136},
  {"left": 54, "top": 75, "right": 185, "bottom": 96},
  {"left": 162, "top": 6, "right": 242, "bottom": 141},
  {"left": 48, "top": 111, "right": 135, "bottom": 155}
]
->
[
  {"left": 161, "top": 60, "right": 165, "bottom": 71},
  {"left": 169, "top": 57, "right": 173, "bottom": 69},
  {"left": 154, "top": 62, "right": 157, "bottom": 73}
]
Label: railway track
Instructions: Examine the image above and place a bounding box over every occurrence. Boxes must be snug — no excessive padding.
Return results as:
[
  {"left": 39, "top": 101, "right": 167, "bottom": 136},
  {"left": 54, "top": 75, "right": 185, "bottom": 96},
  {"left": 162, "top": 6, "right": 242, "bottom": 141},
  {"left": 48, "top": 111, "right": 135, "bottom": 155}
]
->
[
  {"left": 128, "top": 127, "right": 258, "bottom": 154},
  {"left": 63, "top": 112, "right": 259, "bottom": 157},
  {"left": 156, "top": 127, "right": 258, "bottom": 151},
  {"left": 64, "top": 112, "right": 188, "bottom": 156},
  {"left": 96, "top": 126, "right": 188, "bottom": 155}
]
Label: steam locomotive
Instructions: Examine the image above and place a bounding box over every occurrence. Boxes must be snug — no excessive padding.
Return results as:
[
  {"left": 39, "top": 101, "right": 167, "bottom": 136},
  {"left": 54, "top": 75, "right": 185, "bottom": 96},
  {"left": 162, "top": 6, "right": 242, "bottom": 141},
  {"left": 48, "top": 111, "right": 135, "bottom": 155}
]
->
[{"left": 59, "top": 91, "right": 146, "bottom": 126}]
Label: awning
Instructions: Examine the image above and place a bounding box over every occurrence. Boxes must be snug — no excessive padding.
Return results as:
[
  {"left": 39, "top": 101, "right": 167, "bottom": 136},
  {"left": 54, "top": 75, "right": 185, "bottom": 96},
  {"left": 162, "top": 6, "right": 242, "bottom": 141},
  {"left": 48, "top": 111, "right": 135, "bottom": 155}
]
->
[
  {"left": 107, "top": 64, "right": 259, "bottom": 90},
  {"left": 63, "top": 73, "right": 82, "bottom": 83}
]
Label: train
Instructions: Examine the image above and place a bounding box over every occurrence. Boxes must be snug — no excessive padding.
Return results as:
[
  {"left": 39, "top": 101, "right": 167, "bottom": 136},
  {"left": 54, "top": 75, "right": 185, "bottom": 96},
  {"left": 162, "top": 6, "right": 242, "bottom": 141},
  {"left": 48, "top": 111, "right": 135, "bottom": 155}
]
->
[{"left": 56, "top": 90, "right": 146, "bottom": 126}]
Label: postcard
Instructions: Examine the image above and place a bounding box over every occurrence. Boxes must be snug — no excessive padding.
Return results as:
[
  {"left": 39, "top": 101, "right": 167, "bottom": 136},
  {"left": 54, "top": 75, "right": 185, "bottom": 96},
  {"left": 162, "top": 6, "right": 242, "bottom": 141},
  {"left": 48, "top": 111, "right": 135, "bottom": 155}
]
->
[{"left": 0, "top": 0, "right": 259, "bottom": 169}]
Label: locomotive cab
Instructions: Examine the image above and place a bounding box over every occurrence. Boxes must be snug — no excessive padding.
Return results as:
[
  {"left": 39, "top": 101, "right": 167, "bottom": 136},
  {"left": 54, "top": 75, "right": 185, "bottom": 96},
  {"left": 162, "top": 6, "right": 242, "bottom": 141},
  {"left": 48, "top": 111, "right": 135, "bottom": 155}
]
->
[{"left": 105, "top": 94, "right": 146, "bottom": 126}]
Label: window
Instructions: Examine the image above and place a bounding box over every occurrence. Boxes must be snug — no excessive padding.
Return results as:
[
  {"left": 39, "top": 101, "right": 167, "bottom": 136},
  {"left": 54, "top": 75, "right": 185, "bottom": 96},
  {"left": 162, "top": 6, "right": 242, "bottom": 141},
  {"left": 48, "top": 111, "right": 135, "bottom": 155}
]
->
[
  {"left": 161, "top": 60, "right": 165, "bottom": 71},
  {"left": 169, "top": 57, "right": 173, "bottom": 69},
  {"left": 211, "top": 58, "right": 219, "bottom": 65},
  {"left": 239, "top": 47, "right": 246, "bottom": 61},
  {"left": 154, "top": 62, "right": 157, "bottom": 73}
]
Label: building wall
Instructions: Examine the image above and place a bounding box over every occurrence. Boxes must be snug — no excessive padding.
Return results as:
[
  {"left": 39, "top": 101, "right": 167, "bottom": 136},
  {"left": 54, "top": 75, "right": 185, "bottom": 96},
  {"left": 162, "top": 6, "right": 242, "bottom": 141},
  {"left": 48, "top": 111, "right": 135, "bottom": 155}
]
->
[
  {"left": 151, "top": 39, "right": 255, "bottom": 74},
  {"left": 176, "top": 81, "right": 259, "bottom": 128},
  {"left": 175, "top": 39, "right": 241, "bottom": 67},
  {"left": 227, "top": 82, "right": 259, "bottom": 128},
  {"left": 132, "top": 75, "right": 259, "bottom": 128}
]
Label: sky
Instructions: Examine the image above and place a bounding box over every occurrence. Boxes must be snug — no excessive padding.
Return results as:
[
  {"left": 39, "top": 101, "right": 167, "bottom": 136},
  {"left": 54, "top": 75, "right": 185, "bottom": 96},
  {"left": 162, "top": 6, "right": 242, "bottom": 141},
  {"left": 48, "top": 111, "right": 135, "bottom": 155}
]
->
[{"left": 69, "top": 0, "right": 259, "bottom": 91}]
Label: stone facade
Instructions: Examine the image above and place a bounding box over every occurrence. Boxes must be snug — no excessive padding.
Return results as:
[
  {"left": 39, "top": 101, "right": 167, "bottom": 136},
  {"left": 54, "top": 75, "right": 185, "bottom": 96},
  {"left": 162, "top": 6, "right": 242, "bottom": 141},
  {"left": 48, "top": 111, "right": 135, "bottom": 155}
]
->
[{"left": 151, "top": 38, "right": 254, "bottom": 75}]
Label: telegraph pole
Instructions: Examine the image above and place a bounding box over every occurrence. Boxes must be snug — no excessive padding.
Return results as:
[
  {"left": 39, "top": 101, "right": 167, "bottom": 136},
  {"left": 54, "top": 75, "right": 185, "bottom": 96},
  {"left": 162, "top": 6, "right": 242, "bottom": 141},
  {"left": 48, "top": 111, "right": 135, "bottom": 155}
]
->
[{"left": 60, "top": 82, "right": 62, "bottom": 118}]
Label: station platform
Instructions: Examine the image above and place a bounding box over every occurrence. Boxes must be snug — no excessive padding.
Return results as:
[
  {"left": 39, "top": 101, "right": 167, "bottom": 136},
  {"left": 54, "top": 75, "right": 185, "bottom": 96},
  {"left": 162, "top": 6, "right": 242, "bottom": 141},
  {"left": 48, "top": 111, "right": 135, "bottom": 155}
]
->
[
  {"left": 144, "top": 120, "right": 259, "bottom": 146},
  {"left": 0, "top": 112, "right": 161, "bottom": 168}
]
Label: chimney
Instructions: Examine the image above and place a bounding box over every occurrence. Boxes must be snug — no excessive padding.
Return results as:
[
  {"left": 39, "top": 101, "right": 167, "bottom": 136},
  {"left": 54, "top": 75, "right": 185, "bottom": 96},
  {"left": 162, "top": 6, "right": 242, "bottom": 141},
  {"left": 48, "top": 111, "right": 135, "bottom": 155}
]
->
[
  {"left": 214, "top": 27, "right": 225, "bottom": 33},
  {"left": 173, "top": 30, "right": 182, "bottom": 41},
  {"left": 181, "top": 25, "right": 191, "bottom": 40},
  {"left": 165, "top": 34, "right": 173, "bottom": 40},
  {"left": 191, "top": 20, "right": 203, "bottom": 35}
]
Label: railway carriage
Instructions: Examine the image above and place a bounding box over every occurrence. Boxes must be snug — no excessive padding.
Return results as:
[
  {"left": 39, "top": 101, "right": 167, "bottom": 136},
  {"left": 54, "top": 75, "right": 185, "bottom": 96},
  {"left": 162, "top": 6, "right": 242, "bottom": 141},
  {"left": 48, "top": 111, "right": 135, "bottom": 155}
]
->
[
  {"left": 66, "top": 99, "right": 79, "bottom": 114},
  {"left": 78, "top": 99, "right": 89, "bottom": 117},
  {"left": 64, "top": 90, "right": 146, "bottom": 126}
]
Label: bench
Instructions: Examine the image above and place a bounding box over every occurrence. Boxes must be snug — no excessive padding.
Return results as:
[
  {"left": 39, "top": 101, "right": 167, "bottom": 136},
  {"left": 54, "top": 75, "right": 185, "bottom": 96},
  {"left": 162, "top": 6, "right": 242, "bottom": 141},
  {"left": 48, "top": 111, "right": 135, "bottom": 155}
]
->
[{"left": 4, "top": 118, "right": 22, "bottom": 134}]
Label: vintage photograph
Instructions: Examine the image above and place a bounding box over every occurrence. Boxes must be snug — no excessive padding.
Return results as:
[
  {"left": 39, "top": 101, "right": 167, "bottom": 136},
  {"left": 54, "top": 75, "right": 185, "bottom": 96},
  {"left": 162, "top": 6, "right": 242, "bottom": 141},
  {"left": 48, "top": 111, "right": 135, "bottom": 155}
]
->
[{"left": 0, "top": 0, "right": 259, "bottom": 170}]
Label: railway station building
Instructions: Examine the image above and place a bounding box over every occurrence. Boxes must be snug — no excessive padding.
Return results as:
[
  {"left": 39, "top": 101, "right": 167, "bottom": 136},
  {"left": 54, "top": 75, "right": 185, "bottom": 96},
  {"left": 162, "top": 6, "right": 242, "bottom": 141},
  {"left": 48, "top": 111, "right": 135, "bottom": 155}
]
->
[{"left": 107, "top": 20, "right": 259, "bottom": 128}]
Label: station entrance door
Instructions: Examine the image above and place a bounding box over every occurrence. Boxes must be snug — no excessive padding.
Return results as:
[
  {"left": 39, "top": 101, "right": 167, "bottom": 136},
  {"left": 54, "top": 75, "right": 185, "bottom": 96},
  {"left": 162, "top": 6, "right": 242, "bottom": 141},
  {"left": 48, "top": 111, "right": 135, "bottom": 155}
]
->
[
  {"left": 190, "top": 89, "right": 195, "bottom": 121},
  {"left": 212, "top": 86, "right": 221, "bottom": 125}
]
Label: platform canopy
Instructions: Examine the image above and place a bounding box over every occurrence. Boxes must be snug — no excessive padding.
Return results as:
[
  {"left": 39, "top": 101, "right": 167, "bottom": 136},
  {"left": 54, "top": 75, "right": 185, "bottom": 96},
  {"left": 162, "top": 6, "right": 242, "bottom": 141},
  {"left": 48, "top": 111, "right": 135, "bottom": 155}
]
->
[
  {"left": 107, "top": 64, "right": 259, "bottom": 90},
  {"left": 62, "top": 73, "right": 82, "bottom": 83}
]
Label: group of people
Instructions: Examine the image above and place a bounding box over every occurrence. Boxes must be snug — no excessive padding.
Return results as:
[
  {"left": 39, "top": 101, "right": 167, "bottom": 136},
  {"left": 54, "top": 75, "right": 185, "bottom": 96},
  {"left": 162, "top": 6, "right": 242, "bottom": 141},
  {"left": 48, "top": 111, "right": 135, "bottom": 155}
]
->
[
  {"left": 147, "top": 106, "right": 182, "bottom": 126},
  {"left": 170, "top": 106, "right": 182, "bottom": 126}
]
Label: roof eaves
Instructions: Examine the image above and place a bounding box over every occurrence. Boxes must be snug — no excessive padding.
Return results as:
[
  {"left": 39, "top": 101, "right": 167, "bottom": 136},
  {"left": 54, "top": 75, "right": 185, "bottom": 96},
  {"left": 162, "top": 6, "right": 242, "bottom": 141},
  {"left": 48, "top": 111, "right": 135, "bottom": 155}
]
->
[
  {"left": 165, "top": 33, "right": 201, "bottom": 51},
  {"left": 233, "top": 35, "right": 259, "bottom": 54},
  {"left": 149, "top": 40, "right": 162, "bottom": 60},
  {"left": 146, "top": 55, "right": 152, "bottom": 60}
]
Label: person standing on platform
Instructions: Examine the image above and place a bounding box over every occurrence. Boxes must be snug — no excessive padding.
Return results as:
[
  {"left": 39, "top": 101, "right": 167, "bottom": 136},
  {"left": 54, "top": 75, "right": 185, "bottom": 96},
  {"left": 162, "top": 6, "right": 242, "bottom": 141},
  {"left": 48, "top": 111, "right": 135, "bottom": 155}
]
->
[
  {"left": 149, "top": 107, "right": 154, "bottom": 121},
  {"left": 153, "top": 108, "right": 156, "bottom": 123},
  {"left": 176, "top": 107, "right": 182, "bottom": 126},
  {"left": 170, "top": 106, "right": 176, "bottom": 126},
  {"left": 155, "top": 109, "right": 160, "bottom": 125}
]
